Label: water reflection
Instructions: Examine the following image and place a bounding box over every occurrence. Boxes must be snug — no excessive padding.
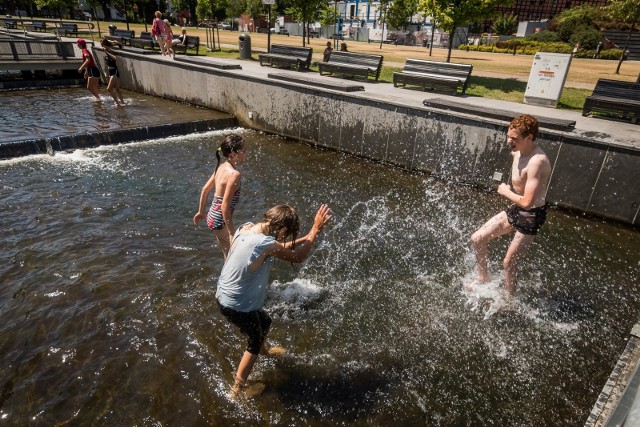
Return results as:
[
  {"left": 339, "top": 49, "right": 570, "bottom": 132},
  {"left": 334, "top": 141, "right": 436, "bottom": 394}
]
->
[{"left": 0, "top": 130, "right": 639, "bottom": 425}]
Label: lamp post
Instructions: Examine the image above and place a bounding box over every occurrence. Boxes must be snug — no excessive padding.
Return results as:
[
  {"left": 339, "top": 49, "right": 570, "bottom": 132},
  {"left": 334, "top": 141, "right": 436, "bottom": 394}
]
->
[{"left": 334, "top": 0, "right": 338, "bottom": 49}]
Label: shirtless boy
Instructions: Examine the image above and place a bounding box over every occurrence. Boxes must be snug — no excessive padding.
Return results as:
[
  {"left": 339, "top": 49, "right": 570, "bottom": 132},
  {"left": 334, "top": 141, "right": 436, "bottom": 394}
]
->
[{"left": 469, "top": 114, "right": 551, "bottom": 297}]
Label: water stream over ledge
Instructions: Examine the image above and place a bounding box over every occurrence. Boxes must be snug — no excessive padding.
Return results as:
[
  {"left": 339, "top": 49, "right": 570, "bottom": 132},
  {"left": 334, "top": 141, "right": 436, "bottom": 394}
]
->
[{"left": 1, "top": 129, "right": 639, "bottom": 425}]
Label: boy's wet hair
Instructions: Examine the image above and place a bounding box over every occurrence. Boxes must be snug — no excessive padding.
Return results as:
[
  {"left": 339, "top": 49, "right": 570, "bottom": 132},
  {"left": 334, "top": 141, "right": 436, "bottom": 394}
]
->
[
  {"left": 263, "top": 205, "right": 300, "bottom": 249},
  {"left": 509, "top": 114, "right": 539, "bottom": 141},
  {"left": 215, "top": 134, "right": 244, "bottom": 172}
]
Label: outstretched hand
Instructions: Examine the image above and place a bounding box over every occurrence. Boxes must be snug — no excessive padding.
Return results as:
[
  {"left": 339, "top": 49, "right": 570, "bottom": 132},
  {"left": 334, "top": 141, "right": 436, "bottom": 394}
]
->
[{"left": 313, "top": 204, "right": 333, "bottom": 232}]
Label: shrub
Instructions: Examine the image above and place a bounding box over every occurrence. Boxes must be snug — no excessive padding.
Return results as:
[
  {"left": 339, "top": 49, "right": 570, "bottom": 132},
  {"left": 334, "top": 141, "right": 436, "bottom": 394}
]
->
[
  {"left": 569, "top": 26, "right": 602, "bottom": 50},
  {"left": 525, "top": 30, "right": 560, "bottom": 43},
  {"left": 493, "top": 14, "right": 518, "bottom": 36}
]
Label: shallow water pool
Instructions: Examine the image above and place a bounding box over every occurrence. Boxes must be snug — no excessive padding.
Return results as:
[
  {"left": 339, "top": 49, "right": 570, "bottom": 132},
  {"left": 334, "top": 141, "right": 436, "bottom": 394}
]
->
[{"left": 1, "top": 129, "right": 639, "bottom": 425}]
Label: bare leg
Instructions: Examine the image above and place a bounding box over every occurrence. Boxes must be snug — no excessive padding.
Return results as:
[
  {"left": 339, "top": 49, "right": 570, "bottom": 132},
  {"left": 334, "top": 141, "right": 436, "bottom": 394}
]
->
[
  {"left": 213, "top": 229, "right": 231, "bottom": 259},
  {"left": 469, "top": 211, "right": 512, "bottom": 287},
  {"left": 503, "top": 232, "right": 535, "bottom": 297},
  {"left": 107, "top": 76, "right": 125, "bottom": 105},
  {"left": 157, "top": 37, "right": 166, "bottom": 55},
  {"left": 230, "top": 351, "right": 265, "bottom": 398},
  {"left": 107, "top": 76, "right": 121, "bottom": 105},
  {"left": 235, "top": 351, "right": 258, "bottom": 384},
  {"left": 87, "top": 77, "right": 100, "bottom": 99}
]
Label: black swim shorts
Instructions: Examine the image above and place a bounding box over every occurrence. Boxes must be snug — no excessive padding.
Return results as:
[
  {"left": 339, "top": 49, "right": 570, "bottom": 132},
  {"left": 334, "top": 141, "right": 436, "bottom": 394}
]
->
[
  {"left": 505, "top": 204, "right": 547, "bottom": 235},
  {"left": 218, "top": 301, "right": 271, "bottom": 355}
]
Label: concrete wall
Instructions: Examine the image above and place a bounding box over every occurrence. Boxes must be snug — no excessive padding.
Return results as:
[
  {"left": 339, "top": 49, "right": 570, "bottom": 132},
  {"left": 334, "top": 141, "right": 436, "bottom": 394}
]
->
[{"left": 100, "top": 50, "right": 640, "bottom": 226}]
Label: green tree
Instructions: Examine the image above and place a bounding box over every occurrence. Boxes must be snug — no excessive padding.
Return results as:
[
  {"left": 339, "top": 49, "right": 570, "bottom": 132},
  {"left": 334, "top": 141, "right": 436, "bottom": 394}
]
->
[
  {"left": 417, "top": 0, "right": 511, "bottom": 62},
  {"left": 387, "top": 0, "right": 418, "bottom": 31},
  {"left": 33, "top": 0, "right": 74, "bottom": 19},
  {"left": 550, "top": 5, "right": 602, "bottom": 42},
  {"left": 319, "top": 4, "right": 337, "bottom": 26},
  {"left": 605, "top": 0, "right": 640, "bottom": 74},
  {"left": 492, "top": 13, "right": 517, "bottom": 36},
  {"left": 284, "top": 0, "right": 328, "bottom": 46}
]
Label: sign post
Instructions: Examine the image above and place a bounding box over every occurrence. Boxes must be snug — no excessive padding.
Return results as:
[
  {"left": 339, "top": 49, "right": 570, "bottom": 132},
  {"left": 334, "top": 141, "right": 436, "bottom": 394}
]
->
[
  {"left": 524, "top": 52, "right": 572, "bottom": 107},
  {"left": 262, "top": 0, "right": 275, "bottom": 53}
]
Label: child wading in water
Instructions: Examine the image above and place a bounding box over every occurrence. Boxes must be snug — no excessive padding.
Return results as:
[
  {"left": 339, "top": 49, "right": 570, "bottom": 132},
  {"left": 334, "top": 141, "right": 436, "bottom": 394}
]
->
[
  {"left": 100, "top": 37, "right": 125, "bottom": 106},
  {"left": 193, "top": 134, "right": 246, "bottom": 259},
  {"left": 216, "top": 204, "right": 333, "bottom": 399}
]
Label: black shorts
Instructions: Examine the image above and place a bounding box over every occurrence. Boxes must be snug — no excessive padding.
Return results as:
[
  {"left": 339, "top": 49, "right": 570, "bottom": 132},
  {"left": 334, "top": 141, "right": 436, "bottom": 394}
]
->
[
  {"left": 505, "top": 204, "right": 547, "bottom": 235},
  {"left": 108, "top": 67, "right": 120, "bottom": 78},
  {"left": 86, "top": 66, "right": 101, "bottom": 78},
  {"left": 218, "top": 301, "right": 271, "bottom": 355}
]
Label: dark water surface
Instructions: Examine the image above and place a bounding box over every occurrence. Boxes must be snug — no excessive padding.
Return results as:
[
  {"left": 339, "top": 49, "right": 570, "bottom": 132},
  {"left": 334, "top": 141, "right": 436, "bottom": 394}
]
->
[
  {"left": 0, "top": 87, "right": 216, "bottom": 142},
  {"left": 1, "top": 130, "right": 639, "bottom": 425}
]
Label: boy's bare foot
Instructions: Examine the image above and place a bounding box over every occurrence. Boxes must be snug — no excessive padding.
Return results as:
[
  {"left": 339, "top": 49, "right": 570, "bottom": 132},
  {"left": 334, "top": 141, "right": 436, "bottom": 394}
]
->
[{"left": 465, "top": 280, "right": 488, "bottom": 292}]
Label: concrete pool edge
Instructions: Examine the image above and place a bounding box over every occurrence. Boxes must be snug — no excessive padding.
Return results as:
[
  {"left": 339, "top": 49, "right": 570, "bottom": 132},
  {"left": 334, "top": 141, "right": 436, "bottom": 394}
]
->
[
  {"left": 586, "top": 322, "right": 640, "bottom": 426},
  {"left": 0, "top": 115, "right": 237, "bottom": 159}
]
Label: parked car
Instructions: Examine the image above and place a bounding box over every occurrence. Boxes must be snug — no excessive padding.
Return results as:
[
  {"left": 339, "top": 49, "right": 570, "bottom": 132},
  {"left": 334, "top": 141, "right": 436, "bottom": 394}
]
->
[{"left": 219, "top": 22, "right": 231, "bottom": 30}]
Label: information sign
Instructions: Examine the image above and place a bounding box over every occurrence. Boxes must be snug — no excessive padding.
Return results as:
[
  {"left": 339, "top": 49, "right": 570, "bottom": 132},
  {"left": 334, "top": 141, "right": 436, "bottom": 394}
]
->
[{"left": 524, "top": 52, "right": 572, "bottom": 107}]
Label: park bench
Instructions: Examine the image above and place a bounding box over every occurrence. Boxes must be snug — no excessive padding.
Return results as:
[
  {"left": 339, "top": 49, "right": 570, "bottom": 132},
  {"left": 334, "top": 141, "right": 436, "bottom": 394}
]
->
[
  {"left": 110, "top": 29, "right": 135, "bottom": 45},
  {"left": 129, "top": 32, "right": 155, "bottom": 50},
  {"left": 25, "top": 21, "right": 47, "bottom": 32},
  {"left": 318, "top": 50, "right": 383, "bottom": 81},
  {"left": 582, "top": 78, "right": 640, "bottom": 124},
  {"left": 174, "top": 35, "right": 200, "bottom": 55},
  {"left": 259, "top": 44, "right": 313, "bottom": 71},
  {"left": 393, "top": 59, "right": 473, "bottom": 95},
  {"left": 3, "top": 19, "right": 17, "bottom": 29},
  {"left": 54, "top": 23, "right": 78, "bottom": 37}
]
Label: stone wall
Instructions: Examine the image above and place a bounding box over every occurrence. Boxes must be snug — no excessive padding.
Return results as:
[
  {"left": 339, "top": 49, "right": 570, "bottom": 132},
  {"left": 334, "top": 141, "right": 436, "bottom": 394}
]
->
[{"left": 100, "top": 49, "right": 640, "bottom": 226}]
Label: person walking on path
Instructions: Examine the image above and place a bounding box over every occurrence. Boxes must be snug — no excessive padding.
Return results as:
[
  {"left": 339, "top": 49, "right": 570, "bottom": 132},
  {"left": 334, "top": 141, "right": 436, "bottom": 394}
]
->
[
  {"left": 151, "top": 11, "right": 166, "bottom": 56},
  {"left": 163, "top": 19, "right": 174, "bottom": 57},
  {"left": 100, "top": 37, "right": 125, "bottom": 106},
  {"left": 76, "top": 38, "right": 100, "bottom": 100},
  {"left": 468, "top": 114, "right": 551, "bottom": 298},
  {"left": 216, "top": 204, "right": 333, "bottom": 399},
  {"left": 193, "top": 134, "right": 246, "bottom": 259}
]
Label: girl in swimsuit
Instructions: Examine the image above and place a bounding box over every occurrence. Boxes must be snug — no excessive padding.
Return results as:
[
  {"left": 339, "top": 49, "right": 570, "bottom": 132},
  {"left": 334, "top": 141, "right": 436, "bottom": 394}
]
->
[
  {"left": 193, "top": 134, "right": 246, "bottom": 259},
  {"left": 100, "top": 38, "right": 125, "bottom": 106}
]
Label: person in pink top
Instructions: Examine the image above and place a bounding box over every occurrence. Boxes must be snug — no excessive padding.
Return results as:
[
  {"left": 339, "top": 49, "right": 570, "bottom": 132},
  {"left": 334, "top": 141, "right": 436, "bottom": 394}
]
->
[
  {"left": 163, "top": 19, "right": 174, "bottom": 57},
  {"left": 151, "top": 11, "right": 166, "bottom": 55}
]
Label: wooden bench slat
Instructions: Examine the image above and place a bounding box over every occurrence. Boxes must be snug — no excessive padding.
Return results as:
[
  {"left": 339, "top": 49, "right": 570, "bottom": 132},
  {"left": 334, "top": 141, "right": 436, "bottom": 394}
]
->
[
  {"left": 583, "top": 78, "right": 640, "bottom": 123},
  {"left": 318, "top": 51, "right": 383, "bottom": 81},
  {"left": 174, "top": 35, "right": 199, "bottom": 55},
  {"left": 394, "top": 58, "right": 473, "bottom": 95},
  {"left": 259, "top": 44, "right": 313, "bottom": 71}
]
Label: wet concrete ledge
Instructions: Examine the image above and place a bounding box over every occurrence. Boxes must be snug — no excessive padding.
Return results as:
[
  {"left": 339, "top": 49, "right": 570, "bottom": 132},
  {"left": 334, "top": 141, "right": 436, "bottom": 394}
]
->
[
  {"left": 0, "top": 117, "right": 236, "bottom": 160},
  {"left": 585, "top": 323, "right": 640, "bottom": 426},
  {"left": 94, "top": 50, "right": 640, "bottom": 226}
]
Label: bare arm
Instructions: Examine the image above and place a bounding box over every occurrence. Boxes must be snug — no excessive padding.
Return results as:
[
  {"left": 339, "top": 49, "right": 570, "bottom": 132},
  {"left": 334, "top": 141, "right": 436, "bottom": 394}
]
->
[
  {"left": 265, "top": 204, "right": 333, "bottom": 263},
  {"left": 497, "top": 156, "right": 545, "bottom": 209},
  {"left": 193, "top": 171, "right": 216, "bottom": 224}
]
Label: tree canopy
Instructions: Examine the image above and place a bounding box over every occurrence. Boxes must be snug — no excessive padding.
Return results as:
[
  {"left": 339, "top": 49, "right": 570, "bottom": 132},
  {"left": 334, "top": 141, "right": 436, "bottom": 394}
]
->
[
  {"left": 417, "top": 0, "right": 511, "bottom": 61},
  {"left": 604, "top": 0, "right": 640, "bottom": 73}
]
